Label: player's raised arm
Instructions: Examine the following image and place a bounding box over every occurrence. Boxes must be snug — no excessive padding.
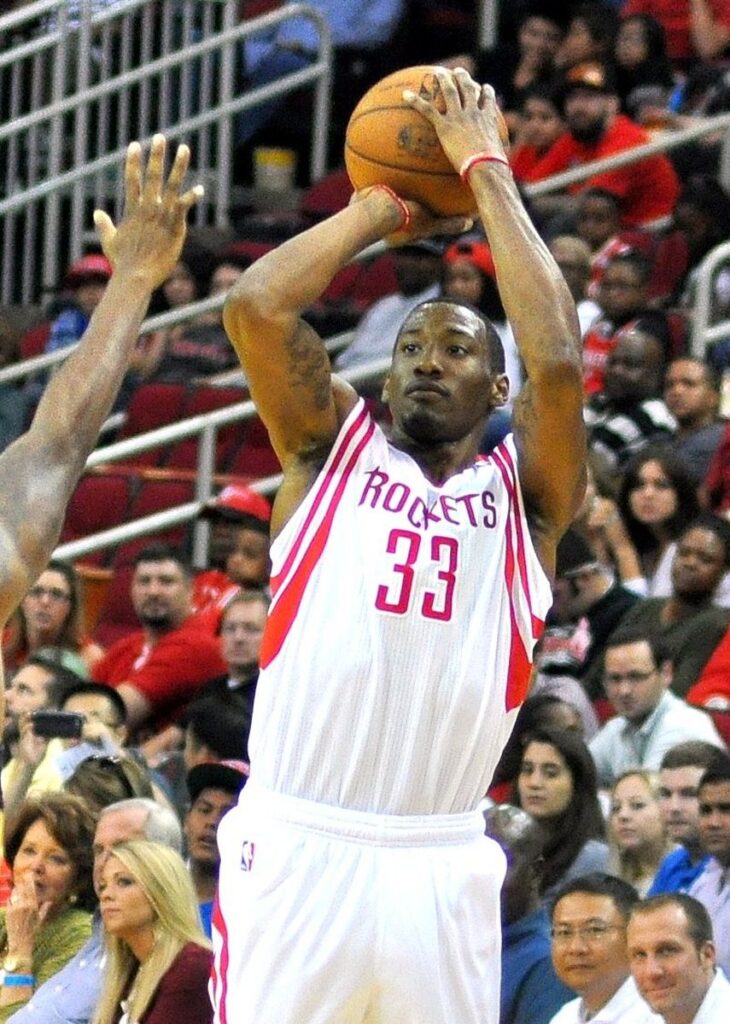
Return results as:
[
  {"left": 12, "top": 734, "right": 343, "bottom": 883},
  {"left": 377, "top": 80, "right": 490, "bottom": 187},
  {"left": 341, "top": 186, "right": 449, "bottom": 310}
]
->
[
  {"left": 222, "top": 186, "right": 470, "bottom": 484},
  {"left": 0, "top": 135, "right": 202, "bottom": 629},
  {"left": 406, "top": 68, "right": 586, "bottom": 570}
]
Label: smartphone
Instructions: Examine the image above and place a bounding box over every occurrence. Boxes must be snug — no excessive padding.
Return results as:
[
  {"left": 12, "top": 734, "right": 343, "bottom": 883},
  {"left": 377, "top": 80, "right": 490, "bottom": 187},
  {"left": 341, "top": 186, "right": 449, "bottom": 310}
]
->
[{"left": 31, "top": 710, "right": 84, "bottom": 739}]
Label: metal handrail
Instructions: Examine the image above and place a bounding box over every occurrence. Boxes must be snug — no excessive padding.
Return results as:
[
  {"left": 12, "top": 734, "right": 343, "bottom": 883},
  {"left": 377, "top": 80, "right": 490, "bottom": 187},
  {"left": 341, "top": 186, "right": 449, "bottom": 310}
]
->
[
  {"left": 52, "top": 348, "right": 389, "bottom": 565},
  {"left": 523, "top": 112, "right": 730, "bottom": 197},
  {"left": 0, "top": 5, "right": 333, "bottom": 217},
  {"left": 691, "top": 239, "right": 730, "bottom": 358}
]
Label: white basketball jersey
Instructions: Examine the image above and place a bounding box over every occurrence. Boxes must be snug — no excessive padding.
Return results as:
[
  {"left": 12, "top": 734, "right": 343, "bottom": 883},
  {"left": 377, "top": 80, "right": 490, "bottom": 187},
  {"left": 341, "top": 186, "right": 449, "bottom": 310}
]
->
[{"left": 248, "top": 399, "right": 552, "bottom": 815}]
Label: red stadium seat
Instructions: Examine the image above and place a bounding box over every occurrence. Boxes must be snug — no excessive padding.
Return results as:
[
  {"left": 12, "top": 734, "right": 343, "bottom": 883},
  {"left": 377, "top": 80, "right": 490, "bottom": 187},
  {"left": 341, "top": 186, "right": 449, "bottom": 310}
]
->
[
  {"left": 19, "top": 322, "right": 51, "bottom": 360},
  {"left": 61, "top": 472, "right": 137, "bottom": 565},
  {"left": 117, "top": 382, "right": 189, "bottom": 466},
  {"left": 91, "top": 564, "right": 139, "bottom": 647},
  {"left": 300, "top": 169, "right": 352, "bottom": 223},
  {"left": 166, "top": 385, "right": 248, "bottom": 471},
  {"left": 111, "top": 477, "right": 195, "bottom": 566},
  {"left": 226, "top": 417, "right": 281, "bottom": 479}
]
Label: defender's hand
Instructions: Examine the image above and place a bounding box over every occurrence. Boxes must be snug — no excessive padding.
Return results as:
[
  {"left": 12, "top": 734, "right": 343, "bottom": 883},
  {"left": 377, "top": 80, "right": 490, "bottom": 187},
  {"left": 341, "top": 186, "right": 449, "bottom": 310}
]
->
[{"left": 93, "top": 134, "right": 204, "bottom": 291}]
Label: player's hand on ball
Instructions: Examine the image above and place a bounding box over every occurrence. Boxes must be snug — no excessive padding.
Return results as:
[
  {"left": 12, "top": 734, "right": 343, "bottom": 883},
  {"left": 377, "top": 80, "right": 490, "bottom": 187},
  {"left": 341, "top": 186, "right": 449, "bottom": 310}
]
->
[
  {"left": 351, "top": 185, "right": 473, "bottom": 246},
  {"left": 404, "top": 67, "right": 509, "bottom": 173}
]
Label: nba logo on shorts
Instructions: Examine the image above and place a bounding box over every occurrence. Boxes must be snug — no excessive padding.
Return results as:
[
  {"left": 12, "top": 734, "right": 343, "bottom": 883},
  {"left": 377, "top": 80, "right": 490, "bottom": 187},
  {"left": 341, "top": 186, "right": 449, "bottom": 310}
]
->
[{"left": 241, "top": 840, "right": 256, "bottom": 872}]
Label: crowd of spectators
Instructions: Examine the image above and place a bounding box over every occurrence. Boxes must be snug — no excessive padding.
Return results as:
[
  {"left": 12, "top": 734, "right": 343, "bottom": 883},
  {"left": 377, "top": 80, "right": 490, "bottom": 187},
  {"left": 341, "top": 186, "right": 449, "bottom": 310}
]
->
[{"left": 4, "top": 1, "right": 730, "bottom": 1023}]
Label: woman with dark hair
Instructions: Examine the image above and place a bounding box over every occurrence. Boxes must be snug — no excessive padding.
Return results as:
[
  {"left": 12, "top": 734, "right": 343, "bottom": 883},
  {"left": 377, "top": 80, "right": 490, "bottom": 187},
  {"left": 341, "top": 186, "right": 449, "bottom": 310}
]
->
[
  {"left": 614, "top": 14, "right": 676, "bottom": 120},
  {"left": 488, "top": 694, "right": 583, "bottom": 804},
  {"left": 615, "top": 444, "right": 701, "bottom": 595},
  {"left": 0, "top": 793, "right": 95, "bottom": 1019},
  {"left": 514, "top": 727, "right": 609, "bottom": 905},
  {"left": 555, "top": 3, "right": 620, "bottom": 70},
  {"left": 11, "top": 560, "right": 103, "bottom": 674}
]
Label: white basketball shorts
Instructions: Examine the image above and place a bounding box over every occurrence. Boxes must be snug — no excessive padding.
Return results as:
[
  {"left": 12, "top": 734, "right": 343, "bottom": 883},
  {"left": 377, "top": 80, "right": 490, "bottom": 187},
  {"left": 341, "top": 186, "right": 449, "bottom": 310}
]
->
[{"left": 211, "top": 781, "right": 506, "bottom": 1024}]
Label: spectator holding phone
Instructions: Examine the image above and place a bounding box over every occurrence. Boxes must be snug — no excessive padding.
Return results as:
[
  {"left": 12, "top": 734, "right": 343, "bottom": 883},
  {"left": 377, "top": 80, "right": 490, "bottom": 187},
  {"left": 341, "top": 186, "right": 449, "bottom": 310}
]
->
[
  {"left": 0, "top": 793, "right": 96, "bottom": 1020},
  {"left": 1, "top": 658, "right": 80, "bottom": 825}
]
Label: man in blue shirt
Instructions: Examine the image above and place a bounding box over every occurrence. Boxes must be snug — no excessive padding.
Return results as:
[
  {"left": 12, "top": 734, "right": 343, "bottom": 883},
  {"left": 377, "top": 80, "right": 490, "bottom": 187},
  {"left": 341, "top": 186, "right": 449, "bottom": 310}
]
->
[{"left": 648, "top": 740, "right": 727, "bottom": 895}]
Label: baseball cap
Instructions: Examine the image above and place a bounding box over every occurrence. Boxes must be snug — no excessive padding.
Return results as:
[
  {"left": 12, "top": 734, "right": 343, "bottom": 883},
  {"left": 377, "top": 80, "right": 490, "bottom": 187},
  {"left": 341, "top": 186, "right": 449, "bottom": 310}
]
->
[
  {"left": 444, "top": 240, "right": 495, "bottom": 279},
  {"left": 561, "top": 62, "right": 615, "bottom": 100},
  {"left": 64, "top": 253, "right": 113, "bottom": 289},
  {"left": 199, "top": 484, "right": 271, "bottom": 524},
  {"left": 555, "top": 528, "right": 600, "bottom": 578},
  {"left": 187, "top": 758, "right": 249, "bottom": 803}
]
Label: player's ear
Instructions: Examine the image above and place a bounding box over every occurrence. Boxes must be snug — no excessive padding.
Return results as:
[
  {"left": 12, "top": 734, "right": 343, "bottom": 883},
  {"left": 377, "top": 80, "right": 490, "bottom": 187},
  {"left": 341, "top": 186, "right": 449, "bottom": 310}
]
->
[
  {"left": 382, "top": 375, "right": 391, "bottom": 404},
  {"left": 491, "top": 373, "right": 509, "bottom": 408}
]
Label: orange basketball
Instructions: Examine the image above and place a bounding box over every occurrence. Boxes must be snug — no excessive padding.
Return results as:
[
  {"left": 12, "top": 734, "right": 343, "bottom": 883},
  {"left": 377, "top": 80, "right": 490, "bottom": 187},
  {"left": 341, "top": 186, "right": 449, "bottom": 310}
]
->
[{"left": 344, "top": 66, "right": 509, "bottom": 218}]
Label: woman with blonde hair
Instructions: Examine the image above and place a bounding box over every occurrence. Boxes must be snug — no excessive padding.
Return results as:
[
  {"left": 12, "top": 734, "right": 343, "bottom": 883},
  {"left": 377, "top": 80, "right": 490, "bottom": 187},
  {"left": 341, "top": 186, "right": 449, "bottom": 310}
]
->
[
  {"left": 608, "top": 769, "right": 676, "bottom": 897},
  {"left": 94, "top": 840, "right": 212, "bottom": 1024}
]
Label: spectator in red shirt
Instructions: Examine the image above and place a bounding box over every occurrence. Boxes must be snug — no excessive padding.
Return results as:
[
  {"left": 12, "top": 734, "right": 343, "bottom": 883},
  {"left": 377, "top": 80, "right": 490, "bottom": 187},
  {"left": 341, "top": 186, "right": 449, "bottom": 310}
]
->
[
  {"left": 621, "top": 0, "right": 730, "bottom": 66},
  {"left": 524, "top": 61, "right": 680, "bottom": 230},
  {"left": 92, "top": 545, "right": 226, "bottom": 741},
  {"left": 192, "top": 483, "right": 271, "bottom": 628}
]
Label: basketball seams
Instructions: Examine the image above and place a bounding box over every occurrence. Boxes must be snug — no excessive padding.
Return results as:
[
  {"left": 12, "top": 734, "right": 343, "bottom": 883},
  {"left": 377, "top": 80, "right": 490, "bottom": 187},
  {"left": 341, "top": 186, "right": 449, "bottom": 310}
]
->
[{"left": 343, "top": 146, "right": 462, "bottom": 178}]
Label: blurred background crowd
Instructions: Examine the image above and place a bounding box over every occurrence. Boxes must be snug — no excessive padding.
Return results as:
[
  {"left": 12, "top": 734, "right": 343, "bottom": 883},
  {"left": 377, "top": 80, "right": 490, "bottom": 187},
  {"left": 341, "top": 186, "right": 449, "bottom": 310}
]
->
[{"left": 2, "top": 2, "right": 730, "bottom": 1022}]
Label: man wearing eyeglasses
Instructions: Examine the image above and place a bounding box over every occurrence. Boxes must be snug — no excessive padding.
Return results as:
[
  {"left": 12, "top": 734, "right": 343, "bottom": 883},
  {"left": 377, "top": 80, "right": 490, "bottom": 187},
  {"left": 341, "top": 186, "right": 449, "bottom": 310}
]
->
[
  {"left": 588, "top": 631, "right": 726, "bottom": 788},
  {"left": 548, "top": 873, "right": 661, "bottom": 1023}
]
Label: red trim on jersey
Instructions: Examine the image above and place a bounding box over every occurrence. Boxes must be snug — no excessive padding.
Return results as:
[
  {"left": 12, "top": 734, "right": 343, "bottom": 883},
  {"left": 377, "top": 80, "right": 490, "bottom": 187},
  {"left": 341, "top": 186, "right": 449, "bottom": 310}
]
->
[
  {"left": 211, "top": 893, "right": 229, "bottom": 1024},
  {"left": 261, "top": 415, "right": 376, "bottom": 667},
  {"left": 269, "top": 402, "right": 371, "bottom": 596},
  {"left": 492, "top": 441, "right": 543, "bottom": 638},
  {"left": 502, "top": 497, "right": 534, "bottom": 710}
]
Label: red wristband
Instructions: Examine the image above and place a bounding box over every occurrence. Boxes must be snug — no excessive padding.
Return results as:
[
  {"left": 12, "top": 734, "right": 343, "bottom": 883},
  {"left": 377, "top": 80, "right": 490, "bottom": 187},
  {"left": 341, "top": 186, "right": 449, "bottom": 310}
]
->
[
  {"left": 459, "top": 152, "right": 511, "bottom": 183},
  {"left": 373, "top": 184, "right": 411, "bottom": 231}
]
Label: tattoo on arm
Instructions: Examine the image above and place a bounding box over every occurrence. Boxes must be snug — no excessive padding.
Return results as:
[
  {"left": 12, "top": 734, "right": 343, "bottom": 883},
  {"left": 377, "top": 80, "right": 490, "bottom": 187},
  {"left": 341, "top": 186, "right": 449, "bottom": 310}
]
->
[{"left": 285, "top": 322, "right": 333, "bottom": 412}]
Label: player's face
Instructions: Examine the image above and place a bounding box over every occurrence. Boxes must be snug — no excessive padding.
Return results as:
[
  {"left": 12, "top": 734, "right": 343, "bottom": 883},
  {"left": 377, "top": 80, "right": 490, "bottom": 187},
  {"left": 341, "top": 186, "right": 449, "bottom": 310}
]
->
[
  {"left": 384, "top": 302, "right": 503, "bottom": 447},
  {"left": 627, "top": 906, "right": 715, "bottom": 1020}
]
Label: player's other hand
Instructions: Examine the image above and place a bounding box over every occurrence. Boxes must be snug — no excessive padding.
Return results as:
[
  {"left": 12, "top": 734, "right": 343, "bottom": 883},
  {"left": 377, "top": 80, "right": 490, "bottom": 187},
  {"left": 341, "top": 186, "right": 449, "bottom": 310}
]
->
[
  {"left": 351, "top": 185, "right": 473, "bottom": 246},
  {"left": 93, "top": 134, "right": 204, "bottom": 291}
]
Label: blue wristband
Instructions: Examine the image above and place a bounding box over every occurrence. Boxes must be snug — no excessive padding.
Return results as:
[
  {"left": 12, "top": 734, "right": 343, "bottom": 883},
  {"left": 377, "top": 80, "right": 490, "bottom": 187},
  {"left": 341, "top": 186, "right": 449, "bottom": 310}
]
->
[{"left": 3, "top": 974, "right": 34, "bottom": 987}]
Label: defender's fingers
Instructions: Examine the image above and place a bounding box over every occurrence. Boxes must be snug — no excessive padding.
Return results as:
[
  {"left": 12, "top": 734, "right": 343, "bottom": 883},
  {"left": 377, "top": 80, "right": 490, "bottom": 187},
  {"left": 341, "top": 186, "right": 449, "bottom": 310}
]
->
[
  {"left": 163, "top": 143, "right": 191, "bottom": 205},
  {"left": 123, "top": 141, "right": 143, "bottom": 214},
  {"left": 177, "top": 184, "right": 205, "bottom": 212},
  {"left": 93, "top": 209, "right": 117, "bottom": 255},
  {"left": 142, "top": 133, "right": 167, "bottom": 205}
]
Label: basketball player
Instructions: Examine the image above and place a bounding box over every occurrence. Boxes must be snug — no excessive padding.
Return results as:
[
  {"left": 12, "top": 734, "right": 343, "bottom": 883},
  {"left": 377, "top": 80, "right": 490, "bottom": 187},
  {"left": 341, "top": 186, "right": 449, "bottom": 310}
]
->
[
  {"left": 212, "top": 68, "right": 585, "bottom": 1023},
  {"left": 0, "top": 136, "right": 201, "bottom": 737}
]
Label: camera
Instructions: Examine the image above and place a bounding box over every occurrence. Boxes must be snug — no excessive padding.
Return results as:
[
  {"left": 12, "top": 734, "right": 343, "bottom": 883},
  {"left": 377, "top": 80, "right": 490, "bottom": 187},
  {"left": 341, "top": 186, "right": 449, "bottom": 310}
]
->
[{"left": 30, "top": 710, "right": 84, "bottom": 739}]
